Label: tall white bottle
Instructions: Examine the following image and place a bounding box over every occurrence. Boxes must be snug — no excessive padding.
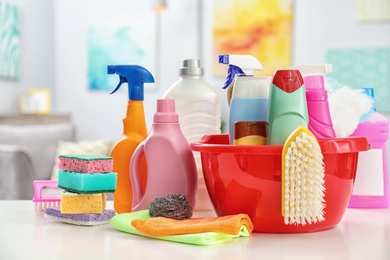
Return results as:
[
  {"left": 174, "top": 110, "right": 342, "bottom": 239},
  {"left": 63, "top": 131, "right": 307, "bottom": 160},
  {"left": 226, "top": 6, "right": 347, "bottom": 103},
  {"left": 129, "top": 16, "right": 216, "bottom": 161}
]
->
[{"left": 163, "top": 59, "right": 221, "bottom": 211}]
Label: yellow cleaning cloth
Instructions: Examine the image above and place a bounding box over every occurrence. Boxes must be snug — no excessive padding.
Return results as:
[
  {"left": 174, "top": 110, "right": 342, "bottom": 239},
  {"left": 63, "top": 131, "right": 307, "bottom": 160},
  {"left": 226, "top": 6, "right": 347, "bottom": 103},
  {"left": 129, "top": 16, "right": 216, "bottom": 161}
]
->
[{"left": 131, "top": 214, "right": 254, "bottom": 236}]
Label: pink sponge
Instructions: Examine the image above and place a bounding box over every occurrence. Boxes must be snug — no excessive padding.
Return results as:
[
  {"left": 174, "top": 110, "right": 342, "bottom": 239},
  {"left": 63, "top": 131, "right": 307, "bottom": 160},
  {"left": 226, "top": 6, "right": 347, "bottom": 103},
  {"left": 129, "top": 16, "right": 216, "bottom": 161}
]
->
[{"left": 58, "top": 154, "right": 113, "bottom": 173}]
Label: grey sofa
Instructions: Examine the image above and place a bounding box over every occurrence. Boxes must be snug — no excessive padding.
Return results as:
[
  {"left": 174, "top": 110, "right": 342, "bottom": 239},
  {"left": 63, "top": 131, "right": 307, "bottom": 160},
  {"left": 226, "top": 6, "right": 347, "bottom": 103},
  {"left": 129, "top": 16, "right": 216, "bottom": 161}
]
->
[{"left": 0, "top": 123, "right": 75, "bottom": 199}]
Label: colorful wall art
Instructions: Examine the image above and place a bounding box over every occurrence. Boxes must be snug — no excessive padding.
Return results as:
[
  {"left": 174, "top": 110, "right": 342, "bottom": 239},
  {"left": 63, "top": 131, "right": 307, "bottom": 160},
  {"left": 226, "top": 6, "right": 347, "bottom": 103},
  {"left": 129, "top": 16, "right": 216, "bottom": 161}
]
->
[
  {"left": 87, "top": 11, "right": 155, "bottom": 90},
  {"left": 358, "top": 0, "right": 390, "bottom": 22},
  {"left": 326, "top": 47, "right": 390, "bottom": 113},
  {"left": 212, "top": 0, "right": 293, "bottom": 76},
  {"left": 0, "top": 1, "right": 20, "bottom": 80}
]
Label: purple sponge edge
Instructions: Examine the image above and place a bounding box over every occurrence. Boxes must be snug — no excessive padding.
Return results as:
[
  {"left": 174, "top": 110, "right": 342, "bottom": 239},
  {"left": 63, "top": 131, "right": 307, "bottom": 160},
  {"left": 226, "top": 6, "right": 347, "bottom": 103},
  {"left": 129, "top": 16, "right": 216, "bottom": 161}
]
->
[{"left": 45, "top": 206, "right": 116, "bottom": 226}]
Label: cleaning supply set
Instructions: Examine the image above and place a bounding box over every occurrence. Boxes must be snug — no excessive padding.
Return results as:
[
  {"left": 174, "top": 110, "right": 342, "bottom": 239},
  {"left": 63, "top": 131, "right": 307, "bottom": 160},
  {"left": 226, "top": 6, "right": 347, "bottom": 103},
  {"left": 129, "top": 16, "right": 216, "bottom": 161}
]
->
[
  {"left": 103, "top": 62, "right": 257, "bottom": 244},
  {"left": 38, "top": 56, "right": 373, "bottom": 241},
  {"left": 163, "top": 59, "right": 221, "bottom": 211},
  {"left": 44, "top": 154, "right": 117, "bottom": 226},
  {"left": 190, "top": 57, "right": 372, "bottom": 232}
]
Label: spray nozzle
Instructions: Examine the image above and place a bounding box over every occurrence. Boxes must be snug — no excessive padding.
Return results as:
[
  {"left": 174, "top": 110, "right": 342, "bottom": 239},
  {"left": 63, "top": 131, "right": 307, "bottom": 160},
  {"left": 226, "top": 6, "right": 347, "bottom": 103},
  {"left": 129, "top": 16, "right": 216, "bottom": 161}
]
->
[
  {"left": 288, "top": 64, "right": 332, "bottom": 75},
  {"left": 107, "top": 65, "right": 154, "bottom": 101},
  {"left": 218, "top": 54, "right": 263, "bottom": 89},
  {"left": 222, "top": 65, "right": 245, "bottom": 89},
  {"left": 288, "top": 64, "right": 332, "bottom": 95}
]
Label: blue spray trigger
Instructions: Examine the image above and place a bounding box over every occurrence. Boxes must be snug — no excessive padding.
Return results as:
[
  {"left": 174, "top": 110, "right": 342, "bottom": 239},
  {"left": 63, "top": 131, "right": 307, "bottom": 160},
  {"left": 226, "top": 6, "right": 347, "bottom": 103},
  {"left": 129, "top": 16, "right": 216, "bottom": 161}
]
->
[
  {"left": 110, "top": 75, "right": 127, "bottom": 95},
  {"left": 107, "top": 65, "right": 154, "bottom": 100},
  {"left": 222, "top": 65, "right": 245, "bottom": 89}
]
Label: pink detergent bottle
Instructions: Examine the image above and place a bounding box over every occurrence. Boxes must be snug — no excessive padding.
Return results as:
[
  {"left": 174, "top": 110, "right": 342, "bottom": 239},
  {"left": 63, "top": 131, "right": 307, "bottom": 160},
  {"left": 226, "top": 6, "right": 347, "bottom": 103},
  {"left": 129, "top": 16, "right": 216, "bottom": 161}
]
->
[
  {"left": 349, "top": 88, "right": 389, "bottom": 208},
  {"left": 305, "top": 75, "right": 336, "bottom": 138},
  {"left": 130, "top": 99, "right": 198, "bottom": 211}
]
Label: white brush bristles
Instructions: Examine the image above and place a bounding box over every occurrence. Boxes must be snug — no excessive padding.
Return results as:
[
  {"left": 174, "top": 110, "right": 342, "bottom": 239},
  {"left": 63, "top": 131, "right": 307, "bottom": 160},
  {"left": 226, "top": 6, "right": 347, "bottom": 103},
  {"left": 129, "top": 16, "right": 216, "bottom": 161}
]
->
[{"left": 283, "top": 131, "right": 325, "bottom": 225}]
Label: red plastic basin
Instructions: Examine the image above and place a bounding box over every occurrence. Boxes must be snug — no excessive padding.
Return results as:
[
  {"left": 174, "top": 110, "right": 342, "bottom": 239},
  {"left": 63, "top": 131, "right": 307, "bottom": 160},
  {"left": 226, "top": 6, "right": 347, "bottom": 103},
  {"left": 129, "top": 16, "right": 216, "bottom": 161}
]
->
[{"left": 191, "top": 134, "right": 369, "bottom": 233}]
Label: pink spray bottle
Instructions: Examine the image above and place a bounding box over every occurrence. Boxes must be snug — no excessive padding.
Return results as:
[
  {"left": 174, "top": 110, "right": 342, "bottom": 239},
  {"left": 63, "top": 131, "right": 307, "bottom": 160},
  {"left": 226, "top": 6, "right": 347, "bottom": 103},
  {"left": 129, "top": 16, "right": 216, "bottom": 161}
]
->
[
  {"left": 130, "top": 99, "right": 198, "bottom": 211},
  {"left": 289, "top": 64, "right": 336, "bottom": 139}
]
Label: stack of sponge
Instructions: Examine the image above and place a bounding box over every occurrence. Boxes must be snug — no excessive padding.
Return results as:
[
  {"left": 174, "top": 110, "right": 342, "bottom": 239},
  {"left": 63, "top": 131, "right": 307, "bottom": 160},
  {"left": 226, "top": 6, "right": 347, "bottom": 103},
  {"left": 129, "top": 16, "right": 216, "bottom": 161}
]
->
[{"left": 45, "top": 154, "right": 117, "bottom": 226}]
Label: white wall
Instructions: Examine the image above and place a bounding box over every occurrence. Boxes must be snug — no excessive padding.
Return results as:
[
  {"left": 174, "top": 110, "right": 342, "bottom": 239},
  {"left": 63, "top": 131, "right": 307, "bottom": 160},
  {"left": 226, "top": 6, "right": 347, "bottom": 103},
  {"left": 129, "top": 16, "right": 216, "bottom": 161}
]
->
[
  {"left": 293, "top": 0, "right": 390, "bottom": 63},
  {"left": 0, "top": 0, "right": 54, "bottom": 113},
  {"left": 2, "top": 0, "right": 390, "bottom": 142},
  {"left": 53, "top": 0, "right": 199, "bottom": 141}
]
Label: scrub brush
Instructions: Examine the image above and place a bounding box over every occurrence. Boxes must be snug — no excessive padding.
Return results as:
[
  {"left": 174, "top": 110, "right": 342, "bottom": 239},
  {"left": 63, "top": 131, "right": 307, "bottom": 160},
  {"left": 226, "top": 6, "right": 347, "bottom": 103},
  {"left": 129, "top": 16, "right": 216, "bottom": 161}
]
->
[
  {"left": 282, "top": 126, "right": 325, "bottom": 225},
  {"left": 32, "top": 180, "right": 61, "bottom": 212}
]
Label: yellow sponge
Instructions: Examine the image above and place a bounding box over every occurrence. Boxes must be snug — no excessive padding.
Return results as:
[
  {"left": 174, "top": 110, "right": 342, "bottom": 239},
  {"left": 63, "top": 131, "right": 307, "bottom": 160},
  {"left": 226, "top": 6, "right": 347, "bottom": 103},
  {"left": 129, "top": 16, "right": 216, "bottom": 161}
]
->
[{"left": 61, "top": 192, "right": 106, "bottom": 214}]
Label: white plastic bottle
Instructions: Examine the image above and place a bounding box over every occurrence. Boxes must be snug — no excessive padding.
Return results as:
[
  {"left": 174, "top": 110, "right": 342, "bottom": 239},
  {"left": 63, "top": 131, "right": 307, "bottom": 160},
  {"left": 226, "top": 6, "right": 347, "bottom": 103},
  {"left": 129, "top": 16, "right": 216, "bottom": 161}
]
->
[{"left": 163, "top": 59, "right": 221, "bottom": 211}]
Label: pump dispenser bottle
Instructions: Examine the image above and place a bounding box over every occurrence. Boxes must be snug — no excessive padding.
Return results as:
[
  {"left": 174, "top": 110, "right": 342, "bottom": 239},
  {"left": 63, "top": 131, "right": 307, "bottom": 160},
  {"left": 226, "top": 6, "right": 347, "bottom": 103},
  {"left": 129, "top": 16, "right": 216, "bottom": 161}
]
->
[
  {"left": 130, "top": 99, "right": 197, "bottom": 212},
  {"left": 219, "top": 54, "right": 270, "bottom": 144},
  {"left": 107, "top": 65, "right": 154, "bottom": 214},
  {"left": 349, "top": 88, "right": 389, "bottom": 208},
  {"left": 163, "top": 59, "right": 220, "bottom": 211}
]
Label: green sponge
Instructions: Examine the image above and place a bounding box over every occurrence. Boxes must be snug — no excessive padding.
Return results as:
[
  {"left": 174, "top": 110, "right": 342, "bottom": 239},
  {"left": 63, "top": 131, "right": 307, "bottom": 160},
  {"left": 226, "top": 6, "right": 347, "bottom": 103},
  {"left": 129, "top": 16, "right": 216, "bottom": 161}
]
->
[{"left": 58, "top": 170, "right": 117, "bottom": 194}]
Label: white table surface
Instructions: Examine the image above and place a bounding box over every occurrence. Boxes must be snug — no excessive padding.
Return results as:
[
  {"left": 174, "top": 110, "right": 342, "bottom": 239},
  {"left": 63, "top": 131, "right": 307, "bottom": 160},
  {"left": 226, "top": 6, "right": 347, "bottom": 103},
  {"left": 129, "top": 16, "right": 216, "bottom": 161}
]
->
[{"left": 0, "top": 200, "right": 389, "bottom": 260}]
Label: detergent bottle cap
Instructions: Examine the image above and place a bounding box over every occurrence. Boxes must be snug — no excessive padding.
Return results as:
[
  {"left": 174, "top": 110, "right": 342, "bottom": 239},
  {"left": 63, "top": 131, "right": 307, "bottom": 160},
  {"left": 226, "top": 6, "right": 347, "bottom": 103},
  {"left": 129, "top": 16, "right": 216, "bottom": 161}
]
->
[
  {"left": 305, "top": 75, "right": 328, "bottom": 101},
  {"left": 179, "top": 59, "right": 204, "bottom": 76},
  {"left": 154, "top": 99, "right": 178, "bottom": 123},
  {"left": 234, "top": 121, "right": 268, "bottom": 139},
  {"left": 272, "top": 70, "right": 304, "bottom": 93},
  {"left": 107, "top": 65, "right": 154, "bottom": 101},
  {"left": 288, "top": 64, "right": 332, "bottom": 100},
  {"left": 218, "top": 54, "right": 263, "bottom": 89}
]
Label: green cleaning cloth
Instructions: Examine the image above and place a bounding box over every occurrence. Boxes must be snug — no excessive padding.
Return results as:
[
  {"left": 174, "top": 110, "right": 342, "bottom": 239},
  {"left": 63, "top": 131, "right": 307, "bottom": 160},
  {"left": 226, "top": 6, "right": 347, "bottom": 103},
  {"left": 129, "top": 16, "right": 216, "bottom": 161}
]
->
[{"left": 110, "top": 210, "right": 252, "bottom": 246}]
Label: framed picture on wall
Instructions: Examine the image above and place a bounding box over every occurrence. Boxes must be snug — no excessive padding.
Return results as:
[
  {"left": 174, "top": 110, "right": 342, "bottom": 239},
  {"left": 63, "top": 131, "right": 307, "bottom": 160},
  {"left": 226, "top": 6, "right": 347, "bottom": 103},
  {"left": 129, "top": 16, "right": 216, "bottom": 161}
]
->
[
  {"left": 87, "top": 11, "right": 156, "bottom": 91},
  {"left": 357, "top": 0, "right": 390, "bottom": 21},
  {"left": 19, "top": 88, "right": 51, "bottom": 114},
  {"left": 212, "top": 0, "right": 293, "bottom": 76},
  {"left": 0, "top": 1, "right": 20, "bottom": 80}
]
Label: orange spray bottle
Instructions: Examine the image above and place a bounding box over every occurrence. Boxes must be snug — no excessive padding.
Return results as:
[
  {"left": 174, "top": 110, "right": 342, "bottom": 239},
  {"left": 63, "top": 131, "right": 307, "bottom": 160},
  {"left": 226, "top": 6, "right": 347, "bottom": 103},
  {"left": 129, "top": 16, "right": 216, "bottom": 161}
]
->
[{"left": 107, "top": 65, "right": 154, "bottom": 213}]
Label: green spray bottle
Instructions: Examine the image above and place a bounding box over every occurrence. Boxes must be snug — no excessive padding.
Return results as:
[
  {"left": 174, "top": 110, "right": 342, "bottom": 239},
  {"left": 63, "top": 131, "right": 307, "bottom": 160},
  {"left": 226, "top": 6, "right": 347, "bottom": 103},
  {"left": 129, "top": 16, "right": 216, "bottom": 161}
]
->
[{"left": 267, "top": 69, "right": 308, "bottom": 145}]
